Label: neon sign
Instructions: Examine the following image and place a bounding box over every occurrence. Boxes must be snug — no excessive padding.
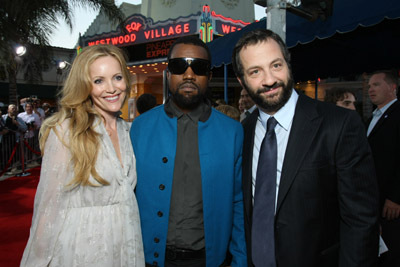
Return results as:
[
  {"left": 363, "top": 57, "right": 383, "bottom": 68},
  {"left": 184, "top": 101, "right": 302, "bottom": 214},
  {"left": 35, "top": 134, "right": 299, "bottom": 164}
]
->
[
  {"left": 87, "top": 23, "right": 191, "bottom": 46},
  {"left": 143, "top": 24, "right": 190, "bottom": 39},
  {"left": 210, "top": 8, "right": 250, "bottom": 35},
  {"left": 145, "top": 39, "right": 175, "bottom": 58},
  {"left": 125, "top": 36, "right": 192, "bottom": 61},
  {"left": 220, "top": 24, "right": 241, "bottom": 34},
  {"left": 84, "top": 15, "right": 197, "bottom": 47},
  {"left": 200, "top": 5, "right": 213, "bottom": 42},
  {"left": 82, "top": 9, "right": 251, "bottom": 48},
  {"left": 125, "top": 22, "right": 142, "bottom": 32},
  {"left": 211, "top": 11, "right": 250, "bottom": 25}
]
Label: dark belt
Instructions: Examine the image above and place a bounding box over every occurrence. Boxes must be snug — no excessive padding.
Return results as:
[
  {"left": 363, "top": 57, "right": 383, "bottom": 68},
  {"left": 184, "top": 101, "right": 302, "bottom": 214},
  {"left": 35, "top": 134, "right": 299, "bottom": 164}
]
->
[{"left": 166, "top": 246, "right": 206, "bottom": 261}]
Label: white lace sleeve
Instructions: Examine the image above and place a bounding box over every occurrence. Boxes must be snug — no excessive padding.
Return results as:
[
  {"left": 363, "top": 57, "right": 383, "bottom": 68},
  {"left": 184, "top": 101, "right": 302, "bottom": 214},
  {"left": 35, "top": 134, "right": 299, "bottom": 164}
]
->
[{"left": 21, "top": 124, "right": 73, "bottom": 267}]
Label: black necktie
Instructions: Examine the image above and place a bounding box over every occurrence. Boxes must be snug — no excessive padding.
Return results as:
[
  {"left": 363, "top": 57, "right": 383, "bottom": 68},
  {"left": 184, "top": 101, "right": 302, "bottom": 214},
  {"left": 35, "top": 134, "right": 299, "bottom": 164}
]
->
[{"left": 252, "top": 116, "right": 278, "bottom": 267}]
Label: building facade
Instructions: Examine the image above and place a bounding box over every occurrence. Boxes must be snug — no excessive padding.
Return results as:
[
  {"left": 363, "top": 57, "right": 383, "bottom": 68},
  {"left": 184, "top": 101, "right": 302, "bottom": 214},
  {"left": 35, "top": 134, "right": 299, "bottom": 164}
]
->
[{"left": 80, "top": 1, "right": 256, "bottom": 120}]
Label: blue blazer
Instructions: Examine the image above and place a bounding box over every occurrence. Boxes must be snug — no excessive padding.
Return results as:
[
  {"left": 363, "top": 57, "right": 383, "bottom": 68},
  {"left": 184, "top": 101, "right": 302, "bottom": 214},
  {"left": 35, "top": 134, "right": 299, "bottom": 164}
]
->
[{"left": 130, "top": 105, "right": 247, "bottom": 267}]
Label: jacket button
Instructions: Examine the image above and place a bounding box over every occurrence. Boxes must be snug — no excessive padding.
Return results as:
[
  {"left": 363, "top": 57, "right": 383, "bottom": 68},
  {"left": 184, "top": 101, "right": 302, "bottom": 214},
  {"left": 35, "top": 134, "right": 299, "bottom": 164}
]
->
[
  {"left": 154, "top": 237, "right": 160, "bottom": 243},
  {"left": 157, "top": 211, "right": 163, "bottom": 217},
  {"left": 162, "top": 157, "right": 168, "bottom": 163},
  {"left": 152, "top": 261, "right": 158, "bottom": 266},
  {"left": 154, "top": 252, "right": 159, "bottom": 258},
  {"left": 159, "top": 184, "right": 165, "bottom": 190}
]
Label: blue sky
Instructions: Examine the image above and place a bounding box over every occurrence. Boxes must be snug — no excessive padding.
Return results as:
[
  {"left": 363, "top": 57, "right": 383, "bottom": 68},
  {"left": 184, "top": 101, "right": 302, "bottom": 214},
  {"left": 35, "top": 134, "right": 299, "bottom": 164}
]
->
[{"left": 49, "top": 0, "right": 266, "bottom": 48}]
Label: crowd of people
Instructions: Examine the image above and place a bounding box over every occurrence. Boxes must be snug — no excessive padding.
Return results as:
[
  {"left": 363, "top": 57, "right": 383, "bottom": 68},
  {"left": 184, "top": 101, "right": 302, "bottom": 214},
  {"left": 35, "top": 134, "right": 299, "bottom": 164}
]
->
[
  {"left": 0, "top": 98, "right": 55, "bottom": 175},
  {"left": 3, "top": 29, "right": 397, "bottom": 267}
]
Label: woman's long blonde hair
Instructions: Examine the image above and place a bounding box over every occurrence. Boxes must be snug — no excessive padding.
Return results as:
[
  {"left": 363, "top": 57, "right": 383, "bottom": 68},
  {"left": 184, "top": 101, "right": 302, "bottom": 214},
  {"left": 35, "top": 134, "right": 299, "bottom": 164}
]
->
[{"left": 40, "top": 45, "right": 131, "bottom": 187}]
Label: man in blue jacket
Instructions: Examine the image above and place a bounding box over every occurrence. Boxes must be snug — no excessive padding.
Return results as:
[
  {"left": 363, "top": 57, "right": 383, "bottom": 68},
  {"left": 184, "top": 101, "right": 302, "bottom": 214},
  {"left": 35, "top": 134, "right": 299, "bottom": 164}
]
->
[{"left": 130, "top": 35, "right": 247, "bottom": 267}]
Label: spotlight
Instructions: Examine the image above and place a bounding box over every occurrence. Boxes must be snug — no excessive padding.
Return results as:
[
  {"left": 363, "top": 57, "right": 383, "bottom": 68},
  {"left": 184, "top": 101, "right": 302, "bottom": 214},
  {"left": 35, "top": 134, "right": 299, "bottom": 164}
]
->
[
  {"left": 15, "top": 45, "right": 26, "bottom": 56},
  {"left": 58, "top": 61, "right": 71, "bottom": 69}
]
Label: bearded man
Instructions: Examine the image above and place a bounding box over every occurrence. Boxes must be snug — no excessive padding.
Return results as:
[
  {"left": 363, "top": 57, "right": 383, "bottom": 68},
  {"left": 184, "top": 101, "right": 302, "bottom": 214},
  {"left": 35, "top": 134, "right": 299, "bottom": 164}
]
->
[
  {"left": 233, "top": 28, "right": 379, "bottom": 267},
  {"left": 130, "top": 35, "right": 247, "bottom": 267}
]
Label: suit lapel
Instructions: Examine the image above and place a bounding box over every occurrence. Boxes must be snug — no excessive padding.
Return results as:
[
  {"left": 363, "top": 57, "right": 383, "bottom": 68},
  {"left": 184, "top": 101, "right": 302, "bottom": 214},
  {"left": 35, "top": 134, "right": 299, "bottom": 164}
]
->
[
  {"left": 242, "top": 109, "right": 259, "bottom": 222},
  {"left": 276, "top": 94, "right": 322, "bottom": 213}
]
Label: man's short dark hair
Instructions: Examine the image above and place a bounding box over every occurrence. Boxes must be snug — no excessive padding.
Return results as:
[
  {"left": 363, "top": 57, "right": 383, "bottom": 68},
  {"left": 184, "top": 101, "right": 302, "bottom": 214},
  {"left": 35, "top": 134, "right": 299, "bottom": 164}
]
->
[
  {"left": 136, "top": 93, "right": 157, "bottom": 114},
  {"left": 168, "top": 35, "right": 211, "bottom": 61},
  {"left": 371, "top": 69, "right": 399, "bottom": 89},
  {"left": 324, "top": 88, "right": 356, "bottom": 104},
  {"left": 232, "top": 29, "right": 291, "bottom": 80}
]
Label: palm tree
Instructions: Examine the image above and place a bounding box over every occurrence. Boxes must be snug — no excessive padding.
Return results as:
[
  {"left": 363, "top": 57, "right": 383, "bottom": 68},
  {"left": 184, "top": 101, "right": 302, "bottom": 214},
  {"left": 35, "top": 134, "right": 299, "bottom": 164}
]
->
[{"left": 0, "top": 0, "right": 126, "bottom": 105}]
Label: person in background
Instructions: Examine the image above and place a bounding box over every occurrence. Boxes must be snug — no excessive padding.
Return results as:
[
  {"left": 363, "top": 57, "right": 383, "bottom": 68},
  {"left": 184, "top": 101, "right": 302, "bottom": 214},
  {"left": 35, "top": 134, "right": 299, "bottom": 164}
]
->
[
  {"left": 367, "top": 70, "right": 400, "bottom": 267},
  {"left": 17, "top": 102, "right": 41, "bottom": 167},
  {"left": 19, "top": 101, "right": 43, "bottom": 166},
  {"left": 20, "top": 97, "right": 28, "bottom": 111},
  {"left": 238, "top": 97, "right": 245, "bottom": 114},
  {"left": 42, "top": 102, "right": 53, "bottom": 118},
  {"left": 324, "top": 87, "right": 357, "bottom": 110},
  {"left": 20, "top": 44, "right": 144, "bottom": 267},
  {"left": 32, "top": 98, "right": 45, "bottom": 123},
  {"left": 215, "top": 104, "right": 241, "bottom": 121},
  {"left": 215, "top": 98, "right": 227, "bottom": 106},
  {"left": 136, "top": 93, "right": 157, "bottom": 115},
  {"left": 239, "top": 88, "right": 256, "bottom": 122},
  {"left": 2, "top": 104, "right": 28, "bottom": 174},
  {"left": 17, "top": 102, "right": 41, "bottom": 139},
  {"left": 2, "top": 104, "right": 27, "bottom": 140},
  {"left": 232, "top": 28, "right": 379, "bottom": 267},
  {"left": 130, "top": 35, "right": 247, "bottom": 267}
]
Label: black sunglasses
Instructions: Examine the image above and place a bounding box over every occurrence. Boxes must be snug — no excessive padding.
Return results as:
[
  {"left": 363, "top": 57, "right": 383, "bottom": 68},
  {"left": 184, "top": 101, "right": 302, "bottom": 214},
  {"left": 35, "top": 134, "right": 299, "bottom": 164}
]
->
[{"left": 168, "top": 57, "right": 211, "bottom": 76}]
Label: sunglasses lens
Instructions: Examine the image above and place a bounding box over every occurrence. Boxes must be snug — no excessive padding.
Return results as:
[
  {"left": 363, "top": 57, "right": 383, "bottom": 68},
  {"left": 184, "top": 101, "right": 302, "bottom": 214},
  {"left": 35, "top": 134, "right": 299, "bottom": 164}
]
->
[
  {"left": 191, "top": 60, "right": 210, "bottom": 76},
  {"left": 168, "top": 59, "right": 188, "bottom": 75},
  {"left": 168, "top": 58, "right": 210, "bottom": 76}
]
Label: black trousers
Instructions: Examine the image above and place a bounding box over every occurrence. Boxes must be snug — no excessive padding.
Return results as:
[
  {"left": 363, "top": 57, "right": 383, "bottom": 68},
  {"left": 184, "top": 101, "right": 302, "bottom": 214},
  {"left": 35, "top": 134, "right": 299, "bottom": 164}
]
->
[
  {"left": 379, "top": 218, "right": 400, "bottom": 267},
  {"left": 165, "top": 258, "right": 206, "bottom": 267},
  {"left": 145, "top": 257, "right": 206, "bottom": 267}
]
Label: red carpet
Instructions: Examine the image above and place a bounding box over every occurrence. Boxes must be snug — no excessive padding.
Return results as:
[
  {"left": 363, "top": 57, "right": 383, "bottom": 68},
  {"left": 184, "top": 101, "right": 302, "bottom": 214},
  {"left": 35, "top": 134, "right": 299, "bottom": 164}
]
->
[{"left": 0, "top": 167, "right": 40, "bottom": 267}]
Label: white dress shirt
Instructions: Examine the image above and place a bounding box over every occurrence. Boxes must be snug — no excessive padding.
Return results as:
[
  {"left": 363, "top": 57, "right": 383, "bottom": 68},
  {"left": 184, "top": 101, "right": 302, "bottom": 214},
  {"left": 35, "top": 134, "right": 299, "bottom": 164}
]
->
[
  {"left": 252, "top": 89, "right": 299, "bottom": 210},
  {"left": 367, "top": 99, "right": 397, "bottom": 136},
  {"left": 240, "top": 105, "right": 257, "bottom": 122}
]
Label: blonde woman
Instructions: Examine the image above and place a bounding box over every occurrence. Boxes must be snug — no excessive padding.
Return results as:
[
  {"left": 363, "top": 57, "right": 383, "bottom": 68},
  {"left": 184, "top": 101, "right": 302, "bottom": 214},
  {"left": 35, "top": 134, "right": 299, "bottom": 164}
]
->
[{"left": 21, "top": 45, "right": 144, "bottom": 267}]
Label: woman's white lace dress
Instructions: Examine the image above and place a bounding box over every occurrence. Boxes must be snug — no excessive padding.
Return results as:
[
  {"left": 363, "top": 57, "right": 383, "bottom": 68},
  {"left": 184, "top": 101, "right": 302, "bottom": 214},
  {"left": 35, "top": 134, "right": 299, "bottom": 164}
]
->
[{"left": 20, "top": 118, "right": 145, "bottom": 267}]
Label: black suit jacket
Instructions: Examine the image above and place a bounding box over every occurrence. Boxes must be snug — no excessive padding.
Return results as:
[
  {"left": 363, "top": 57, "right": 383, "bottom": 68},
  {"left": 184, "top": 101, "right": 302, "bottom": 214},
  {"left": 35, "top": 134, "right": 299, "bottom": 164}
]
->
[
  {"left": 368, "top": 100, "right": 400, "bottom": 207},
  {"left": 242, "top": 93, "right": 379, "bottom": 267}
]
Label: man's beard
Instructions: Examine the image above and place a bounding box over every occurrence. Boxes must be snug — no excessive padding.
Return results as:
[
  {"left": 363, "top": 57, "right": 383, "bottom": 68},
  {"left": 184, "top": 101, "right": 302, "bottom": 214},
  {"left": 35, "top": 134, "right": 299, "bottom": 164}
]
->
[
  {"left": 243, "top": 75, "right": 294, "bottom": 114},
  {"left": 170, "top": 82, "right": 207, "bottom": 111}
]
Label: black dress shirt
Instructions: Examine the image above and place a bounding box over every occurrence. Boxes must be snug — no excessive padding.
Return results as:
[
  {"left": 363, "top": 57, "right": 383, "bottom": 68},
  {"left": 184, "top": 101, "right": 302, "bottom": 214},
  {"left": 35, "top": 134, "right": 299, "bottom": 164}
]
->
[{"left": 164, "top": 98, "right": 211, "bottom": 250}]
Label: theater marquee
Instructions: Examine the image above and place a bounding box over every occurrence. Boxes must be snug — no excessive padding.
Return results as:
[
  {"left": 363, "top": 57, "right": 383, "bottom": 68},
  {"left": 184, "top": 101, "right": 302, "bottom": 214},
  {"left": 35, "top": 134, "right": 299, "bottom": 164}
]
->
[{"left": 81, "top": 5, "right": 251, "bottom": 62}]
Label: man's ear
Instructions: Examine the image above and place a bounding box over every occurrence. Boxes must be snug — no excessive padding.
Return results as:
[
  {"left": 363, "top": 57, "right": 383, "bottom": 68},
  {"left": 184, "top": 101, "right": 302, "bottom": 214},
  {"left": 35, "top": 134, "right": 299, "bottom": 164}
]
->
[
  {"left": 237, "top": 77, "right": 244, "bottom": 87},
  {"left": 391, "top": 83, "right": 397, "bottom": 95},
  {"left": 166, "top": 69, "right": 171, "bottom": 80},
  {"left": 208, "top": 71, "right": 213, "bottom": 82}
]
